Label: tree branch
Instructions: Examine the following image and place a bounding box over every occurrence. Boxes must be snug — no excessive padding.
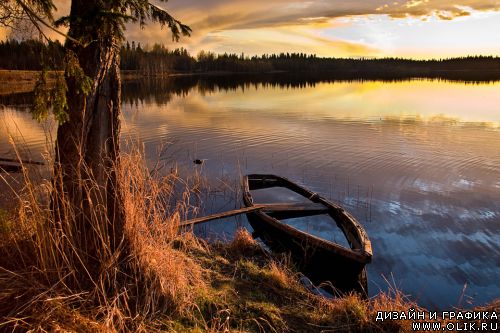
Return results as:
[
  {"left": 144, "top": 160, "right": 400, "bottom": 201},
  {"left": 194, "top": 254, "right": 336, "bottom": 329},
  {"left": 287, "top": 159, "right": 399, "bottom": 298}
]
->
[
  {"left": 148, "top": 2, "right": 191, "bottom": 41},
  {"left": 14, "top": 0, "right": 80, "bottom": 44}
]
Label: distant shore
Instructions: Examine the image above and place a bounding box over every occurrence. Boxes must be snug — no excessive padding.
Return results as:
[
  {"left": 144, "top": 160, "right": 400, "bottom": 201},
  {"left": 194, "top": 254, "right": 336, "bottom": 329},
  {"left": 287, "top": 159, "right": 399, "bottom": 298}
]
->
[
  {"left": 0, "top": 69, "right": 286, "bottom": 95},
  {"left": 2, "top": 67, "right": 500, "bottom": 96},
  {"left": 0, "top": 70, "right": 62, "bottom": 95},
  {"left": 0, "top": 69, "right": 203, "bottom": 95}
]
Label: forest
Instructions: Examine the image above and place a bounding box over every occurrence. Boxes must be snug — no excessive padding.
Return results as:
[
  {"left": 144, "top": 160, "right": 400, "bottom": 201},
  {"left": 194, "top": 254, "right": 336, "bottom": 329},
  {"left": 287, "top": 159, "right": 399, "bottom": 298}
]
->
[{"left": 1, "top": 39, "right": 500, "bottom": 79}]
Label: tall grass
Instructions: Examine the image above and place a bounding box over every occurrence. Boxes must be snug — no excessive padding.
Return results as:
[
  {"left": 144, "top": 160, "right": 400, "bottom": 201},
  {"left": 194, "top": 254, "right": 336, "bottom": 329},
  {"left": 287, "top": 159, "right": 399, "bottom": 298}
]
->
[{"left": 0, "top": 145, "right": 207, "bottom": 331}]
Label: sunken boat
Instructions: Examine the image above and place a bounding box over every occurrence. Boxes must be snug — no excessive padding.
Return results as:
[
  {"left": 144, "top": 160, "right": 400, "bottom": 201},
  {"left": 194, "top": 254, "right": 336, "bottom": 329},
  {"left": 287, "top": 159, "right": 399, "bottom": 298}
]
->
[{"left": 242, "top": 174, "right": 373, "bottom": 296}]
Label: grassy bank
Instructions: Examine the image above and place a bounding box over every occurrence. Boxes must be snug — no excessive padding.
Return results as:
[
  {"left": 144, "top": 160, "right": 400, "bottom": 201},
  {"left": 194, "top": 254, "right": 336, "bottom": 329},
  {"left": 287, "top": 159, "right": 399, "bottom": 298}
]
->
[
  {"left": 0, "top": 70, "right": 40, "bottom": 95},
  {"left": 0, "top": 70, "right": 181, "bottom": 96},
  {"left": 0, "top": 152, "right": 498, "bottom": 332},
  {"left": 0, "top": 70, "right": 63, "bottom": 95}
]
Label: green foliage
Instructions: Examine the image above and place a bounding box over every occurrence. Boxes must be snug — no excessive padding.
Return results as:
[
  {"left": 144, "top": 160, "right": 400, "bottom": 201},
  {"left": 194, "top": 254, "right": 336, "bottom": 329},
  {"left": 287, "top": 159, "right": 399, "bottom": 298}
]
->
[
  {"left": 31, "top": 69, "right": 51, "bottom": 122},
  {"left": 53, "top": 1, "right": 191, "bottom": 44},
  {"left": 55, "top": 10, "right": 131, "bottom": 43},
  {"left": 148, "top": 2, "right": 192, "bottom": 41},
  {"left": 52, "top": 74, "right": 68, "bottom": 123},
  {"left": 32, "top": 69, "right": 70, "bottom": 123},
  {"left": 64, "top": 50, "right": 92, "bottom": 96},
  {"left": 31, "top": 51, "right": 92, "bottom": 124}
]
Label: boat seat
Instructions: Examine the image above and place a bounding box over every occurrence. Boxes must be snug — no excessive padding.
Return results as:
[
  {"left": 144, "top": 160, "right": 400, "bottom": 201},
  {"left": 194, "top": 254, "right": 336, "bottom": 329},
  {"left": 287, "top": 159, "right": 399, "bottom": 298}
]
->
[{"left": 260, "top": 202, "right": 329, "bottom": 213}]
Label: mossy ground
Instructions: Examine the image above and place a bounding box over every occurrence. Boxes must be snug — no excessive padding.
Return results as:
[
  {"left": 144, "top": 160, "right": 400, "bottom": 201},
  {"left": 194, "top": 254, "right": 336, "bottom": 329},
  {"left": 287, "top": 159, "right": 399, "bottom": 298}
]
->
[{"left": 157, "top": 229, "right": 416, "bottom": 333}]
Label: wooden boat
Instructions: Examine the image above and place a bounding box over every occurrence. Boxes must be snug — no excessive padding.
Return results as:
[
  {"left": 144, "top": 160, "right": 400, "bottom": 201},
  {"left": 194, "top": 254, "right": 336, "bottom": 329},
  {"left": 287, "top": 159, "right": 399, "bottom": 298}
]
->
[{"left": 242, "top": 174, "right": 373, "bottom": 296}]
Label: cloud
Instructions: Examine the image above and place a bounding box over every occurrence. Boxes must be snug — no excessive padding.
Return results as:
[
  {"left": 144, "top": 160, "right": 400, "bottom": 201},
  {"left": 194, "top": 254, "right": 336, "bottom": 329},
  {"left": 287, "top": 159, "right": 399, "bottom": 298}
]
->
[
  {"left": 378, "top": 0, "right": 497, "bottom": 19},
  {"left": 2, "top": 0, "right": 498, "bottom": 57},
  {"left": 163, "top": 0, "right": 499, "bottom": 34},
  {"left": 118, "top": 0, "right": 499, "bottom": 57}
]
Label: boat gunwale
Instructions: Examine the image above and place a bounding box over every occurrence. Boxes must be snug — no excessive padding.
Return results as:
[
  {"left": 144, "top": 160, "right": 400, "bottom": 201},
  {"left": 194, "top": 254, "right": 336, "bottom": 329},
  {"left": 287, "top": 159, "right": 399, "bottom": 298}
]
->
[{"left": 242, "top": 174, "right": 372, "bottom": 264}]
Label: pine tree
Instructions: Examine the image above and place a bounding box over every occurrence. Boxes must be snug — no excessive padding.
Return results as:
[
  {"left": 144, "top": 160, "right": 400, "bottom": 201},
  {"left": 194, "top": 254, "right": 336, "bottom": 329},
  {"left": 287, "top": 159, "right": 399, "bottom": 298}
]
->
[{"left": 3, "top": 0, "right": 190, "bottom": 282}]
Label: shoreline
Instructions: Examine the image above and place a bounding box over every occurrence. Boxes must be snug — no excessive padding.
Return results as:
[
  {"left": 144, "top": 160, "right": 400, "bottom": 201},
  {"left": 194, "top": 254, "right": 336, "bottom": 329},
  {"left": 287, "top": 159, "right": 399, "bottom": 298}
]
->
[
  {"left": 2, "top": 68, "right": 500, "bottom": 96},
  {"left": 0, "top": 70, "right": 62, "bottom": 95}
]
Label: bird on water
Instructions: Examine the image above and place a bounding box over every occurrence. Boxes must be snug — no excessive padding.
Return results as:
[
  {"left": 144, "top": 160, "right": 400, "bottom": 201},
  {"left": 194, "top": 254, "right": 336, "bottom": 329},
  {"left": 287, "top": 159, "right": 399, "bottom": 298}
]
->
[{"left": 193, "top": 159, "right": 207, "bottom": 165}]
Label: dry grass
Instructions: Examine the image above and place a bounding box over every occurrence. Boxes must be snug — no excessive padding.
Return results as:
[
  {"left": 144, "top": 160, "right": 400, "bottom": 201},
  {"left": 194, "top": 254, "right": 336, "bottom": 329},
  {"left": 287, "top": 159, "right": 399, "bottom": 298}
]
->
[
  {"left": 189, "top": 238, "right": 424, "bottom": 333},
  {"left": 227, "top": 228, "right": 260, "bottom": 256},
  {"left": 0, "top": 145, "right": 208, "bottom": 332}
]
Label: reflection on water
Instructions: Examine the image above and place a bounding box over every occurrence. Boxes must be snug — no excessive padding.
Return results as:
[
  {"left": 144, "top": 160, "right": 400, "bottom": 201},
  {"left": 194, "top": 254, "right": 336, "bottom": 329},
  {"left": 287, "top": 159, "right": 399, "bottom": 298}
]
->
[
  {"left": 282, "top": 214, "right": 352, "bottom": 249},
  {"left": 0, "top": 108, "right": 55, "bottom": 159},
  {"left": 250, "top": 186, "right": 352, "bottom": 248},
  {"left": 1, "top": 76, "right": 499, "bottom": 310}
]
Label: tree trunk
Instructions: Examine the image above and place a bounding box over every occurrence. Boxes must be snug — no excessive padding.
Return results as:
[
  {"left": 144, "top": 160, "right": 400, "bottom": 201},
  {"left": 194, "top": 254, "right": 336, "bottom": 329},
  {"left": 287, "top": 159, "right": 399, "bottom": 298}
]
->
[{"left": 53, "top": 0, "right": 125, "bottom": 276}]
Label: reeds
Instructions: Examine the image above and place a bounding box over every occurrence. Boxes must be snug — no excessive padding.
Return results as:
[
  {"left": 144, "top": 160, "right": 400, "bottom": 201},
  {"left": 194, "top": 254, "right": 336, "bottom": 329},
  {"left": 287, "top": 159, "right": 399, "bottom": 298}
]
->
[{"left": 0, "top": 143, "right": 207, "bottom": 331}]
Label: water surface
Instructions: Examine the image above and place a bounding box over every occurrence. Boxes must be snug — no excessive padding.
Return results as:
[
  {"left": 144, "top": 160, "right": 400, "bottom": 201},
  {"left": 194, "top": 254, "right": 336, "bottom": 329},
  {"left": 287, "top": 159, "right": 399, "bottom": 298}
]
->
[{"left": 1, "top": 76, "right": 499, "bottom": 309}]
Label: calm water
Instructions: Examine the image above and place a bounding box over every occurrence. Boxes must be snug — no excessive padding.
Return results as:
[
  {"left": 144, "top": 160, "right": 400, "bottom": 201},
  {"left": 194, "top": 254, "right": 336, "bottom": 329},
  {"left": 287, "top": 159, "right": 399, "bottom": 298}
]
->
[{"left": 1, "top": 76, "right": 499, "bottom": 309}]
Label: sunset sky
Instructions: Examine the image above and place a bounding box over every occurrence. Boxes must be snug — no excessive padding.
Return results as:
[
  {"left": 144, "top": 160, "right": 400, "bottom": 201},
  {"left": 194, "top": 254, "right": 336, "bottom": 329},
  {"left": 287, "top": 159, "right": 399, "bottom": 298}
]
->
[{"left": 3, "top": 0, "right": 500, "bottom": 58}]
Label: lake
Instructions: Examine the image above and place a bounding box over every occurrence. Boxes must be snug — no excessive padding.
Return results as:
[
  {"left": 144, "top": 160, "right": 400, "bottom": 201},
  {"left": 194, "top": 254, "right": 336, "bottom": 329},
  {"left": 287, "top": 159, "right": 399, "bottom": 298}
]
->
[{"left": 1, "top": 75, "right": 499, "bottom": 310}]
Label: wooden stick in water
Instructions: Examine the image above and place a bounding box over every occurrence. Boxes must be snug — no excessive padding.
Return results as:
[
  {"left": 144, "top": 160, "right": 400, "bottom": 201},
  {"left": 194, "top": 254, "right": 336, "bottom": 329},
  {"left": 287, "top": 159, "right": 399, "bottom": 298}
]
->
[
  {"left": 0, "top": 164, "right": 23, "bottom": 173},
  {"left": 0, "top": 157, "right": 45, "bottom": 165},
  {"left": 180, "top": 205, "right": 265, "bottom": 227},
  {"left": 179, "top": 202, "right": 330, "bottom": 227}
]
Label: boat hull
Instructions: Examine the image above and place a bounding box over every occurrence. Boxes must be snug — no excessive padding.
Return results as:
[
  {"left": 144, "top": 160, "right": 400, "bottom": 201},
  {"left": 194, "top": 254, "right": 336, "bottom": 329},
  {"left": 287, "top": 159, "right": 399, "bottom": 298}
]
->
[
  {"left": 247, "top": 212, "right": 368, "bottom": 295},
  {"left": 243, "top": 174, "right": 372, "bottom": 296}
]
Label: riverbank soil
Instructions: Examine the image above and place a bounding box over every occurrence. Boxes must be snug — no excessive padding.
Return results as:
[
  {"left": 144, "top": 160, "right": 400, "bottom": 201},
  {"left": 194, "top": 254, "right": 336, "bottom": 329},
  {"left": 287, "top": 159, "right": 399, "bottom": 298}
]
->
[{"left": 0, "top": 70, "right": 61, "bottom": 95}]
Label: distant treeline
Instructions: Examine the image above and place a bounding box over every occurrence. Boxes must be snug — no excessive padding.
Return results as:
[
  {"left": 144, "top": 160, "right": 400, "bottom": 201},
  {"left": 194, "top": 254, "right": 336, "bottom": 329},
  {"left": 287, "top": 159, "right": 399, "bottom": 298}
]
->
[
  {"left": 0, "top": 39, "right": 65, "bottom": 70},
  {"left": 1, "top": 39, "right": 500, "bottom": 80},
  {"left": 2, "top": 73, "right": 495, "bottom": 110}
]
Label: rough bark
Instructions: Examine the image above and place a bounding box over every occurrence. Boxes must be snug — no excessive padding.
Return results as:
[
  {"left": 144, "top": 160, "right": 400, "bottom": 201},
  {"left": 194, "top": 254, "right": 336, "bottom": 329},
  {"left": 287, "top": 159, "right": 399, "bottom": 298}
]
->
[{"left": 54, "top": 0, "right": 125, "bottom": 275}]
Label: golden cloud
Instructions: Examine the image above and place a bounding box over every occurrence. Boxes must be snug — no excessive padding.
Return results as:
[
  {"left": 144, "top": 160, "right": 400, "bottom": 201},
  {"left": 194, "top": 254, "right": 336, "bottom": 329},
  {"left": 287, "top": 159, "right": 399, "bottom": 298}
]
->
[{"left": 378, "top": 0, "right": 497, "bottom": 19}]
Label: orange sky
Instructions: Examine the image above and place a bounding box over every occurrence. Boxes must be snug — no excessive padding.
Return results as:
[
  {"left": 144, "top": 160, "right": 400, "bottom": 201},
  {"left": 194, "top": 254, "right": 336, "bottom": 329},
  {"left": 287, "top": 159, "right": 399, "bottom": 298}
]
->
[{"left": 2, "top": 0, "right": 500, "bottom": 58}]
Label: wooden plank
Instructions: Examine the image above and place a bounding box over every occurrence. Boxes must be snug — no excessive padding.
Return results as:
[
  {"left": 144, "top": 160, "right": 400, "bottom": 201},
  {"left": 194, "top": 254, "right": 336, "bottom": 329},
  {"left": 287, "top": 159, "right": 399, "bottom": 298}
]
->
[
  {"left": 260, "top": 202, "right": 329, "bottom": 213},
  {"left": 180, "top": 205, "right": 266, "bottom": 227},
  {"left": 180, "top": 202, "right": 330, "bottom": 227},
  {"left": 180, "top": 202, "right": 331, "bottom": 228},
  {"left": 0, "top": 157, "right": 44, "bottom": 165},
  {"left": 261, "top": 202, "right": 330, "bottom": 219}
]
